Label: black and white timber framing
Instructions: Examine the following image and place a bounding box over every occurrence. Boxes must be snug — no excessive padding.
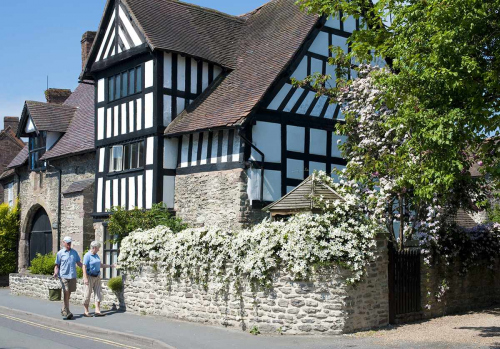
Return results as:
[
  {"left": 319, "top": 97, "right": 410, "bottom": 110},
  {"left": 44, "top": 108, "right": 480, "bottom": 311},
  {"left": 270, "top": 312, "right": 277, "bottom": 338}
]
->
[
  {"left": 91, "top": 0, "right": 224, "bottom": 215},
  {"left": 243, "top": 13, "right": 356, "bottom": 203}
]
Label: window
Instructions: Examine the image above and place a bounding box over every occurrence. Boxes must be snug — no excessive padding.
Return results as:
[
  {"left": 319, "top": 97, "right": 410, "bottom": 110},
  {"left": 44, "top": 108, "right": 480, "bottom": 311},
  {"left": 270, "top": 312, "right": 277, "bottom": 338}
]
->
[
  {"left": 108, "top": 65, "right": 142, "bottom": 102},
  {"left": 102, "top": 225, "right": 119, "bottom": 279},
  {"left": 108, "top": 141, "right": 144, "bottom": 173},
  {"left": 6, "top": 182, "right": 14, "bottom": 207},
  {"left": 29, "top": 132, "right": 47, "bottom": 170}
]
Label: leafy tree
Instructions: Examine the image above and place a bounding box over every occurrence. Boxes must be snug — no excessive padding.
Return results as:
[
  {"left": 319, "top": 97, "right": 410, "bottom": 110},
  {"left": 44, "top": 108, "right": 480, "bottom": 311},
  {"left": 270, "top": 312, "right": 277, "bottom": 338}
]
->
[
  {"left": 107, "top": 203, "right": 187, "bottom": 245},
  {"left": 0, "top": 202, "right": 20, "bottom": 275},
  {"left": 294, "top": 0, "right": 500, "bottom": 246}
]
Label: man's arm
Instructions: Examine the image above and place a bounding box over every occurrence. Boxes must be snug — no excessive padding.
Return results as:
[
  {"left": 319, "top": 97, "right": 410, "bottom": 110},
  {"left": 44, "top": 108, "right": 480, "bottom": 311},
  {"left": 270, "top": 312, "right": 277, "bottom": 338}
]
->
[
  {"left": 53, "top": 253, "right": 60, "bottom": 278},
  {"left": 76, "top": 261, "right": 83, "bottom": 268}
]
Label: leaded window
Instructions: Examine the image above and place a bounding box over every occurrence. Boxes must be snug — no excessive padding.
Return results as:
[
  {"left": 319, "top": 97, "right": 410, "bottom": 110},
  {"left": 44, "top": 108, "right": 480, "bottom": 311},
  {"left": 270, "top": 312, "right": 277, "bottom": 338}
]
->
[
  {"left": 108, "top": 141, "right": 144, "bottom": 173},
  {"left": 29, "top": 132, "right": 46, "bottom": 171},
  {"left": 108, "top": 65, "right": 142, "bottom": 102}
]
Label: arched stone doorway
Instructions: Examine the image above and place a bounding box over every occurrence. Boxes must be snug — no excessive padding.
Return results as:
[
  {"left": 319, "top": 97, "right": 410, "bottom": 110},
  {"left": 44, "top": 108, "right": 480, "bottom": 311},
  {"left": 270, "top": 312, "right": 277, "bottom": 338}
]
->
[{"left": 29, "top": 207, "right": 53, "bottom": 264}]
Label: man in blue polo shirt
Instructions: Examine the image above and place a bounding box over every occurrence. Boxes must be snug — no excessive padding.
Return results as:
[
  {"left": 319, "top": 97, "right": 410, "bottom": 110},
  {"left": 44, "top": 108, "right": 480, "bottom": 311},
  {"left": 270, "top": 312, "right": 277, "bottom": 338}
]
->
[{"left": 53, "top": 236, "right": 83, "bottom": 320}]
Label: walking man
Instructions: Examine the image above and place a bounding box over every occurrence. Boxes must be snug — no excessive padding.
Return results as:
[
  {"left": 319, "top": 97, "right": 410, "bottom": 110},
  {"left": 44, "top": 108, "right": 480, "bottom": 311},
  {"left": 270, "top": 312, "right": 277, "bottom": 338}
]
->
[{"left": 53, "top": 236, "right": 82, "bottom": 320}]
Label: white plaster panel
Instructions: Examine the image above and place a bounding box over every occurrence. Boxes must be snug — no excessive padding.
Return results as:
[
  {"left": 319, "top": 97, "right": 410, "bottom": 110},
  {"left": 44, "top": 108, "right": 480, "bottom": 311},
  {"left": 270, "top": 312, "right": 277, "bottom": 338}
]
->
[
  {"left": 191, "top": 133, "right": 199, "bottom": 166},
  {"left": 267, "top": 83, "right": 292, "bottom": 110},
  {"left": 105, "top": 32, "right": 115, "bottom": 59},
  {"left": 97, "top": 178, "right": 103, "bottom": 212},
  {"left": 326, "top": 63, "right": 336, "bottom": 88},
  {"left": 232, "top": 133, "right": 240, "bottom": 162},
  {"left": 200, "top": 132, "right": 209, "bottom": 165},
  {"left": 121, "top": 178, "right": 126, "bottom": 208},
  {"left": 145, "top": 60, "right": 154, "bottom": 88},
  {"left": 325, "top": 102, "right": 337, "bottom": 119},
  {"left": 332, "top": 35, "right": 349, "bottom": 53},
  {"left": 343, "top": 16, "right": 357, "bottom": 33},
  {"left": 202, "top": 62, "right": 209, "bottom": 90},
  {"left": 97, "top": 79, "right": 105, "bottom": 102},
  {"left": 113, "top": 179, "right": 119, "bottom": 207},
  {"left": 119, "top": 27, "right": 131, "bottom": 50},
  {"left": 310, "top": 96, "right": 328, "bottom": 117},
  {"left": 325, "top": 14, "right": 341, "bottom": 29},
  {"left": 309, "top": 31, "right": 329, "bottom": 57},
  {"left": 163, "top": 137, "right": 178, "bottom": 169},
  {"left": 121, "top": 104, "right": 127, "bottom": 134},
  {"left": 177, "top": 55, "right": 186, "bottom": 92},
  {"left": 146, "top": 137, "right": 154, "bottom": 165},
  {"left": 263, "top": 170, "right": 281, "bottom": 202},
  {"left": 287, "top": 159, "right": 304, "bottom": 180},
  {"left": 251, "top": 121, "right": 281, "bottom": 163},
  {"left": 291, "top": 57, "right": 307, "bottom": 81},
  {"left": 246, "top": 168, "right": 260, "bottom": 203},
  {"left": 332, "top": 134, "right": 348, "bottom": 158},
  {"left": 145, "top": 93, "right": 153, "bottom": 128},
  {"left": 286, "top": 125, "right": 305, "bottom": 153},
  {"left": 180, "top": 135, "right": 189, "bottom": 168},
  {"left": 309, "top": 161, "right": 326, "bottom": 175},
  {"left": 25, "top": 117, "right": 36, "bottom": 133},
  {"left": 117, "top": 46, "right": 122, "bottom": 54},
  {"left": 163, "top": 176, "right": 175, "bottom": 208},
  {"left": 297, "top": 91, "right": 317, "bottom": 115},
  {"left": 337, "top": 108, "right": 345, "bottom": 120},
  {"left": 176, "top": 98, "right": 185, "bottom": 116},
  {"left": 128, "top": 176, "right": 135, "bottom": 210},
  {"left": 128, "top": 101, "right": 135, "bottom": 133},
  {"left": 331, "top": 165, "right": 347, "bottom": 182},
  {"left": 136, "top": 98, "right": 142, "bottom": 130},
  {"left": 98, "top": 148, "right": 105, "bottom": 172},
  {"left": 105, "top": 180, "right": 111, "bottom": 211},
  {"left": 113, "top": 106, "right": 119, "bottom": 136},
  {"left": 311, "top": 58, "right": 323, "bottom": 76},
  {"left": 286, "top": 186, "right": 295, "bottom": 194},
  {"left": 210, "top": 132, "right": 219, "bottom": 163},
  {"left": 137, "top": 175, "right": 143, "bottom": 209},
  {"left": 310, "top": 129, "right": 327, "bottom": 156},
  {"left": 119, "top": 6, "right": 142, "bottom": 46},
  {"left": 164, "top": 52, "right": 172, "bottom": 88},
  {"left": 163, "top": 95, "right": 172, "bottom": 126},
  {"left": 145, "top": 170, "right": 153, "bottom": 209},
  {"left": 214, "top": 65, "right": 222, "bottom": 78},
  {"left": 190, "top": 59, "right": 198, "bottom": 94},
  {"left": 283, "top": 88, "right": 305, "bottom": 112},
  {"left": 46, "top": 132, "right": 61, "bottom": 150},
  {"left": 221, "top": 130, "right": 228, "bottom": 163},
  {"left": 96, "top": 11, "right": 115, "bottom": 61},
  {"left": 106, "top": 108, "right": 112, "bottom": 138}
]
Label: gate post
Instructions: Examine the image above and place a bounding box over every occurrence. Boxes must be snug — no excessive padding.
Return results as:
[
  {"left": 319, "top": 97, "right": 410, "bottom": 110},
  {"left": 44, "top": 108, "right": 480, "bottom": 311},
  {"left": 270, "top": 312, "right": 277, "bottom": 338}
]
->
[{"left": 388, "top": 241, "right": 396, "bottom": 324}]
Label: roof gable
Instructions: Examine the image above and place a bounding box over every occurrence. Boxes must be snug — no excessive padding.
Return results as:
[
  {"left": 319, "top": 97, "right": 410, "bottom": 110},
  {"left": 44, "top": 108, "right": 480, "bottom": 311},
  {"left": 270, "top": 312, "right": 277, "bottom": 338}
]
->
[{"left": 17, "top": 101, "right": 77, "bottom": 138}]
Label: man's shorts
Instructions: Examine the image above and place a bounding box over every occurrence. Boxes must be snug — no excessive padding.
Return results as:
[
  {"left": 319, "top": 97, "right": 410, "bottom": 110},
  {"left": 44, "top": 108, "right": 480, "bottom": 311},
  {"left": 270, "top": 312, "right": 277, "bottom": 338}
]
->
[{"left": 61, "top": 278, "right": 77, "bottom": 293}]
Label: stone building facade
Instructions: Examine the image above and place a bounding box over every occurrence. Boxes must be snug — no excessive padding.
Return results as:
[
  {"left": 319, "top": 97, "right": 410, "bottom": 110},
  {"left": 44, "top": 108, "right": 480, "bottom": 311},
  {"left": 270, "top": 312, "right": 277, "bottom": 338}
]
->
[{"left": 0, "top": 117, "right": 24, "bottom": 204}]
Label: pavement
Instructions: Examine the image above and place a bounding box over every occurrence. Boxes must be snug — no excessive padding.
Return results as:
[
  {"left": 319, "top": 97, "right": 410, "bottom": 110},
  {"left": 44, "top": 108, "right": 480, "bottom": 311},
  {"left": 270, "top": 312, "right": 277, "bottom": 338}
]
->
[{"left": 0, "top": 288, "right": 495, "bottom": 349}]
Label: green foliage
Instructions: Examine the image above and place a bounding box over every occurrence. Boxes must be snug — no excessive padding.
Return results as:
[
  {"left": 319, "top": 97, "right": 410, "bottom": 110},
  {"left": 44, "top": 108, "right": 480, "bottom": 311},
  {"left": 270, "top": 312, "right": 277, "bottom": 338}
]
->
[
  {"left": 107, "top": 276, "right": 123, "bottom": 292},
  {"left": 29, "top": 253, "right": 56, "bottom": 275},
  {"left": 0, "top": 202, "right": 20, "bottom": 275},
  {"left": 76, "top": 248, "right": 89, "bottom": 279},
  {"left": 250, "top": 326, "right": 260, "bottom": 335},
  {"left": 107, "top": 203, "right": 187, "bottom": 245},
  {"left": 487, "top": 204, "right": 500, "bottom": 223}
]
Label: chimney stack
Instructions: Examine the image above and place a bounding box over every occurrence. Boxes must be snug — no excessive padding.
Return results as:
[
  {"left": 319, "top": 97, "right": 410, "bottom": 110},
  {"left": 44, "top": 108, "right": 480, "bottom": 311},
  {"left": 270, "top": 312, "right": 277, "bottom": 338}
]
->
[
  {"left": 45, "top": 88, "right": 72, "bottom": 104},
  {"left": 3, "top": 117, "right": 19, "bottom": 135},
  {"left": 81, "top": 31, "right": 97, "bottom": 70}
]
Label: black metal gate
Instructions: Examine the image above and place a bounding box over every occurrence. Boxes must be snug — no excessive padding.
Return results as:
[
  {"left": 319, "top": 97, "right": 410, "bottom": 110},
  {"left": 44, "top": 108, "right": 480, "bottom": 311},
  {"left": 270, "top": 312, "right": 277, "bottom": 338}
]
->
[
  {"left": 29, "top": 208, "right": 53, "bottom": 263},
  {"left": 388, "top": 245, "right": 421, "bottom": 323}
]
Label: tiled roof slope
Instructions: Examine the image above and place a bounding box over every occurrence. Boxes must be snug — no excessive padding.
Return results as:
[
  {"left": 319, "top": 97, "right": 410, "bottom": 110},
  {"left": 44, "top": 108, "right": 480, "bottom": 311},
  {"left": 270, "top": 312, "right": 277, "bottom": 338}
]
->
[
  {"left": 62, "top": 178, "right": 95, "bottom": 195},
  {"left": 24, "top": 101, "right": 76, "bottom": 133},
  {"left": 7, "top": 145, "right": 28, "bottom": 169},
  {"left": 124, "top": 0, "right": 244, "bottom": 69},
  {"left": 0, "top": 127, "right": 25, "bottom": 149},
  {"left": 165, "top": 0, "right": 319, "bottom": 135},
  {"left": 0, "top": 168, "right": 15, "bottom": 181},
  {"left": 42, "top": 82, "right": 95, "bottom": 160}
]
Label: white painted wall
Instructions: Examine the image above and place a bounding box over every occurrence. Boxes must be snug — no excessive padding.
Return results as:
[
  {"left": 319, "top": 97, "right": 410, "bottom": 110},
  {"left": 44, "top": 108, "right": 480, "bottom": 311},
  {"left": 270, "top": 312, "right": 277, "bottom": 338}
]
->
[
  {"left": 287, "top": 125, "right": 305, "bottom": 153},
  {"left": 128, "top": 101, "right": 135, "bottom": 133},
  {"left": 287, "top": 158, "right": 304, "bottom": 180},
  {"left": 267, "top": 84, "right": 292, "bottom": 110},
  {"left": 121, "top": 104, "right": 127, "bottom": 135},
  {"left": 144, "top": 93, "right": 153, "bottom": 128},
  {"left": 97, "top": 79, "right": 105, "bottom": 102},
  {"left": 163, "top": 95, "right": 172, "bottom": 125},
  {"left": 164, "top": 52, "right": 172, "bottom": 88},
  {"left": 136, "top": 98, "right": 142, "bottom": 131},
  {"left": 163, "top": 138, "right": 178, "bottom": 169},
  {"left": 98, "top": 148, "right": 105, "bottom": 172},
  {"left": 310, "top": 128, "right": 327, "bottom": 156},
  {"left": 46, "top": 132, "right": 62, "bottom": 150},
  {"left": 25, "top": 116, "right": 36, "bottom": 133},
  {"left": 128, "top": 176, "right": 136, "bottom": 210},
  {"left": 145, "top": 60, "right": 154, "bottom": 88},
  {"left": 97, "top": 178, "right": 103, "bottom": 212},
  {"left": 121, "top": 178, "right": 126, "bottom": 209},
  {"left": 106, "top": 108, "right": 112, "bottom": 138},
  {"left": 113, "top": 106, "right": 119, "bottom": 136},
  {"left": 163, "top": 176, "right": 175, "bottom": 208},
  {"left": 105, "top": 180, "right": 111, "bottom": 210},
  {"left": 145, "top": 170, "right": 153, "bottom": 209},
  {"left": 97, "top": 108, "right": 104, "bottom": 140},
  {"left": 96, "top": 11, "right": 115, "bottom": 61},
  {"left": 146, "top": 137, "right": 154, "bottom": 165},
  {"left": 251, "top": 121, "right": 281, "bottom": 163},
  {"left": 137, "top": 175, "right": 143, "bottom": 209},
  {"left": 177, "top": 56, "right": 186, "bottom": 92}
]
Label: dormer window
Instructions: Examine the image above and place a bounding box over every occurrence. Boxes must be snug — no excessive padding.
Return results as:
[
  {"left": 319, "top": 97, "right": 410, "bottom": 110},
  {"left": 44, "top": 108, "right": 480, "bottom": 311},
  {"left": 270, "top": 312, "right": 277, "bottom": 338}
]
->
[{"left": 29, "top": 132, "right": 47, "bottom": 171}]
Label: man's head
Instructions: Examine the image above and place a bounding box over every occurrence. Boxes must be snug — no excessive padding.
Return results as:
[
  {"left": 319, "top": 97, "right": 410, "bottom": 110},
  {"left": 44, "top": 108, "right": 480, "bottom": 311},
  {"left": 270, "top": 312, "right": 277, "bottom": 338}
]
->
[{"left": 63, "top": 236, "right": 72, "bottom": 251}]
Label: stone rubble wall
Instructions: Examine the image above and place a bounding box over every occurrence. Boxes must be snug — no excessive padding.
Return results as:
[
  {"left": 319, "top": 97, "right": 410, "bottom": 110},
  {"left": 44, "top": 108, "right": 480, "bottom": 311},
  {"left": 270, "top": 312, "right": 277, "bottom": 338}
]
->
[
  {"left": 9, "top": 273, "right": 122, "bottom": 310},
  {"left": 174, "top": 169, "right": 267, "bottom": 231}
]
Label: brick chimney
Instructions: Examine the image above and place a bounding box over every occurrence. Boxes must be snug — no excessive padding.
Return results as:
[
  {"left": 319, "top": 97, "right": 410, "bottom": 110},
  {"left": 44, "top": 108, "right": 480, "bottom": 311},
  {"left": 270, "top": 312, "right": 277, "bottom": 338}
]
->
[
  {"left": 81, "top": 31, "right": 97, "bottom": 70},
  {"left": 3, "top": 116, "right": 19, "bottom": 135},
  {"left": 45, "top": 88, "right": 72, "bottom": 104}
]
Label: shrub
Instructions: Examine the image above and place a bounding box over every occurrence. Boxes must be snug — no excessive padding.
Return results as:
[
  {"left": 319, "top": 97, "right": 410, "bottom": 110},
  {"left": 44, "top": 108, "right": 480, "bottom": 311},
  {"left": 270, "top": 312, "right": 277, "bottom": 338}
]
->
[
  {"left": 0, "top": 202, "right": 20, "bottom": 275},
  {"left": 107, "top": 276, "right": 123, "bottom": 292},
  {"left": 29, "top": 253, "right": 56, "bottom": 275},
  {"left": 107, "top": 203, "right": 187, "bottom": 245}
]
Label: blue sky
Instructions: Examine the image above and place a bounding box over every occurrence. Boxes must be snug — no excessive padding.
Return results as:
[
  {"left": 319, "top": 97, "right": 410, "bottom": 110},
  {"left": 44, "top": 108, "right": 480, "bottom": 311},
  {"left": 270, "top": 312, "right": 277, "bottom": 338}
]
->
[{"left": 0, "top": 0, "right": 268, "bottom": 130}]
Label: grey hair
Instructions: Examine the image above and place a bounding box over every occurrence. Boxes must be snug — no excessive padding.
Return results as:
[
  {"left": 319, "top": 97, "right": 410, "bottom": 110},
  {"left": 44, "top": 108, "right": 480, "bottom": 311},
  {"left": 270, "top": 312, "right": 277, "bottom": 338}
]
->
[{"left": 90, "top": 241, "right": 101, "bottom": 249}]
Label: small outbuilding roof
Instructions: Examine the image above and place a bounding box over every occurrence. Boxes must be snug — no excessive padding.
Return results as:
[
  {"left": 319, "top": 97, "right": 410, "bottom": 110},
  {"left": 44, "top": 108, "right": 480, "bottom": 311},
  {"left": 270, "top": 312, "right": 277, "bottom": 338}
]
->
[
  {"left": 62, "top": 178, "right": 95, "bottom": 195},
  {"left": 264, "top": 175, "right": 344, "bottom": 214}
]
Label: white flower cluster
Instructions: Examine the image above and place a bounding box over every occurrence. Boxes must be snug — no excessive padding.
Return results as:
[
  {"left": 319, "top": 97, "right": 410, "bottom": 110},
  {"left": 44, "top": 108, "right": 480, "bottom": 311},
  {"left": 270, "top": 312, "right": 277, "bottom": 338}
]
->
[{"left": 118, "top": 186, "right": 381, "bottom": 290}]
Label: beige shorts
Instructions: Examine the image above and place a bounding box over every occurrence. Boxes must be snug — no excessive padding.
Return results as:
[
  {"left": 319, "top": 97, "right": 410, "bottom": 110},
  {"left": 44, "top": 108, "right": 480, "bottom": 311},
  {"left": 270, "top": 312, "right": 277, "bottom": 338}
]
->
[
  {"left": 84, "top": 276, "right": 103, "bottom": 306},
  {"left": 61, "top": 278, "right": 77, "bottom": 293}
]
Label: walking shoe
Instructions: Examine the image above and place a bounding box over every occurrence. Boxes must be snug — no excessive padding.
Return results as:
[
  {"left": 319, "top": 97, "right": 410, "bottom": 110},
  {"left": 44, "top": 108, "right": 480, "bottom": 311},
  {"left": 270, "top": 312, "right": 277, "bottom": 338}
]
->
[
  {"left": 66, "top": 312, "right": 73, "bottom": 320},
  {"left": 61, "top": 309, "right": 68, "bottom": 318}
]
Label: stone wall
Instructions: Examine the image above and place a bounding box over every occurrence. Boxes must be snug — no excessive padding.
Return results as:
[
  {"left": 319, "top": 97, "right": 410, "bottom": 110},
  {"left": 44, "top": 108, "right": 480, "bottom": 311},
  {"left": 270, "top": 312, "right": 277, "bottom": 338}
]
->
[
  {"left": 9, "top": 272, "right": 122, "bottom": 309},
  {"left": 174, "top": 168, "right": 267, "bottom": 230},
  {"left": 18, "top": 152, "right": 95, "bottom": 269},
  {"left": 9, "top": 237, "right": 389, "bottom": 335}
]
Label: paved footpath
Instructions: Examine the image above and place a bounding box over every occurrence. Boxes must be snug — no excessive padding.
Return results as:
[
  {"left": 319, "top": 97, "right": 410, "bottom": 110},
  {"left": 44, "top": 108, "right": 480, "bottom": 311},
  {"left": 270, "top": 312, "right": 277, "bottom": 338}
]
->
[{"left": 0, "top": 289, "right": 489, "bottom": 349}]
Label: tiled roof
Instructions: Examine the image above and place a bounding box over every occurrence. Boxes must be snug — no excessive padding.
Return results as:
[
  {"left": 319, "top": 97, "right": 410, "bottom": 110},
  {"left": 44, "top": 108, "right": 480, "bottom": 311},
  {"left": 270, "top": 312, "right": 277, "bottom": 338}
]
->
[
  {"left": 62, "top": 178, "right": 95, "bottom": 195},
  {"left": 0, "top": 127, "right": 25, "bottom": 149},
  {"left": 165, "top": 0, "right": 319, "bottom": 135},
  {"left": 264, "top": 175, "right": 344, "bottom": 212},
  {"left": 41, "top": 82, "right": 95, "bottom": 161},
  {"left": 22, "top": 101, "right": 77, "bottom": 134},
  {"left": 125, "top": 0, "right": 245, "bottom": 69},
  {"left": 7, "top": 145, "right": 28, "bottom": 169},
  {"left": 0, "top": 168, "right": 15, "bottom": 181},
  {"left": 453, "top": 209, "right": 479, "bottom": 229}
]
